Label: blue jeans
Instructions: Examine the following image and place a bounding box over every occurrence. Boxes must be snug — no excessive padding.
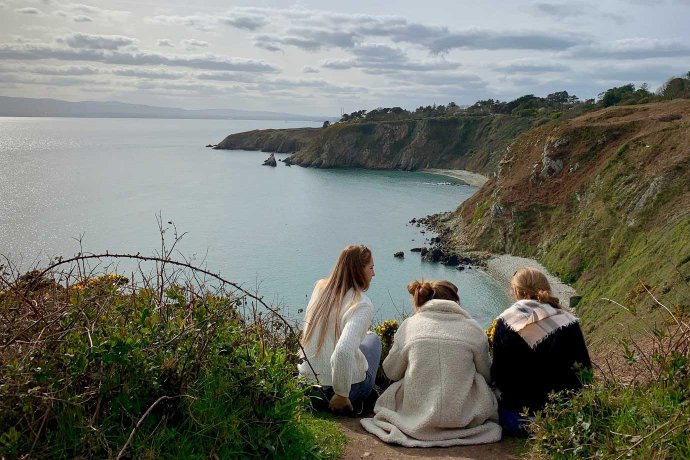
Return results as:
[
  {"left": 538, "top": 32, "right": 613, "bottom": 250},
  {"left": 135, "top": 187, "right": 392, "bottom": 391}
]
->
[
  {"left": 499, "top": 408, "right": 534, "bottom": 438},
  {"left": 347, "top": 332, "right": 382, "bottom": 402}
]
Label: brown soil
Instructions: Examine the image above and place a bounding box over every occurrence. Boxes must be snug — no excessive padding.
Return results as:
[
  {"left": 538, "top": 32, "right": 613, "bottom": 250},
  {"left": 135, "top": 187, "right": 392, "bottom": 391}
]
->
[{"left": 336, "top": 417, "right": 523, "bottom": 460}]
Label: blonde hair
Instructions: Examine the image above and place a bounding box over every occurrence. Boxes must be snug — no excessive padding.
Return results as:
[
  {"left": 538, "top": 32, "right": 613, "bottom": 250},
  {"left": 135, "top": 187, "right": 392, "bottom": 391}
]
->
[
  {"left": 511, "top": 267, "right": 561, "bottom": 309},
  {"left": 301, "top": 245, "right": 372, "bottom": 351},
  {"left": 407, "top": 279, "right": 459, "bottom": 310}
]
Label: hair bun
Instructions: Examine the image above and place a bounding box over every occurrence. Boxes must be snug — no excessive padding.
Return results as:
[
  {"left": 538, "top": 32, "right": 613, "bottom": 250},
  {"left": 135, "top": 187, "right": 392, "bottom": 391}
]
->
[{"left": 407, "top": 280, "right": 434, "bottom": 308}]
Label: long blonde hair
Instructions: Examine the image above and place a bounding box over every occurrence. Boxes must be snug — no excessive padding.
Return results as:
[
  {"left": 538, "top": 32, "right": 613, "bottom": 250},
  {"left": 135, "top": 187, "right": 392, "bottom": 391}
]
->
[
  {"left": 511, "top": 267, "right": 561, "bottom": 309},
  {"left": 407, "top": 279, "right": 459, "bottom": 310},
  {"left": 301, "top": 245, "right": 372, "bottom": 351}
]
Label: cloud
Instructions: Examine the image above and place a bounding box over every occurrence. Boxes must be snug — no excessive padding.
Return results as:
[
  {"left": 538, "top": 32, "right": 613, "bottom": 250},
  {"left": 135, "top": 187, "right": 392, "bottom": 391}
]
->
[
  {"left": 321, "top": 43, "right": 460, "bottom": 73},
  {"left": 181, "top": 39, "right": 209, "bottom": 49},
  {"left": 219, "top": 11, "right": 269, "bottom": 30},
  {"left": 253, "top": 29, "right": 356, "bottom": 52},
  {"left": 54, "top": 10, "right": 67, "bottom": 16},
  {"left": 112, "top": 68, "right": 184, "bottom": 79},
  {"left": 533, "top": 1, "right": 626, "bottom": 25},
  {"left": 0, "top": 42, "right": 281, "bottom": 72},
  {"left": 72, "top": 15, "right": 93, "bottom": 22},
  {"left": 302, "top": 65, "right": 319, "bottom": 74},
  {"left": 493, "top": 60, "right": 570, "bottom": 73},
  {"left": 63, "top": 2, "right": 129, "bottom": 21},
  {"left": 57, "top": 33, "right": 136, "bottom": 50},
  {"left": 157, "top": 39, "right": 174, "bottom": 48},
  {"left": 148, "top": 14, "right": 217, "bottom": 32},
  {"left": 0, "top": 63, "right": 101, "bottom": 75},
  {"left": 196, "top": 71, "right": 257, "bottom": 82},
  {"left": 428, "top": 29, "right": 583, "bottom": 54},
  {"left": 16, "top": 7, "right": 41, "bottom": 14},
  {"left": 567, "top": 37, "right": 690, "bottom": 59}
]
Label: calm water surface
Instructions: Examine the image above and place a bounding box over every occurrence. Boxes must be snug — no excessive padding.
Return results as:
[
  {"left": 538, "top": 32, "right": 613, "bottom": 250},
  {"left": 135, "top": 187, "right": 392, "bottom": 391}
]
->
[{"left": 0, "top": 117, "right": 508, "bottom": 325}]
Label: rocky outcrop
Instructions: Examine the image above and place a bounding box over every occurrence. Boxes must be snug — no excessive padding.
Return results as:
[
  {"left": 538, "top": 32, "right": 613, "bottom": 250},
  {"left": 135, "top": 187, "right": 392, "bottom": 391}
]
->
[
  {"left": 262, "top": 153, "right": 277, "bottom": 167},
  {"left": 214, "top": 128, "right": 321, "bottom": 153}
]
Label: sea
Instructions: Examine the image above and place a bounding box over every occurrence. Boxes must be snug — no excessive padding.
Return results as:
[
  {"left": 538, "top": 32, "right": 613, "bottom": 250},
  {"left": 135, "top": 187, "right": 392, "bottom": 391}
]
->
[{"left": 0, "top": 117, "right": 508, "bottom": 326}]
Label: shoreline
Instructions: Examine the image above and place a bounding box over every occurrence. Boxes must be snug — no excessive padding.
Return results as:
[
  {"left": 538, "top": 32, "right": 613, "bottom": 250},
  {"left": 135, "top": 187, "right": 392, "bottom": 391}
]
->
[{"left": 421, "top": 168, "right": 489, "bottom": 187}]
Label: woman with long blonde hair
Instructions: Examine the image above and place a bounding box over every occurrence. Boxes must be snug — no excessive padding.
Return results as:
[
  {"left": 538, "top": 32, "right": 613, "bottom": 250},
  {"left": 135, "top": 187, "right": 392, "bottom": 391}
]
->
[
  {"left": 298, "top": 244, "right": 381, "bottom": 414},
  {"left": 490, "top": 267, "right": 591, "bottom": 436},
  {"left": 361, "top": 279, "right": 501, "bottom": 446}
]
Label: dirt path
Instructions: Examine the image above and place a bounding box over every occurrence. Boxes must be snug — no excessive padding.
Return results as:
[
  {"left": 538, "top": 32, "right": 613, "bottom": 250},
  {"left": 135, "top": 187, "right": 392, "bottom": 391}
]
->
[{"left": 337, "top": 418, "right": 522, "bottom": 460}]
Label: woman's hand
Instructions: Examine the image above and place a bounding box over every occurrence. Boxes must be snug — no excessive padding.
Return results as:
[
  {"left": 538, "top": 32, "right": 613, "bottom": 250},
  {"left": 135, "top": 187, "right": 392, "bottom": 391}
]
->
[{"left": 329, "top": 394, "right": 353, "bottom": 411}]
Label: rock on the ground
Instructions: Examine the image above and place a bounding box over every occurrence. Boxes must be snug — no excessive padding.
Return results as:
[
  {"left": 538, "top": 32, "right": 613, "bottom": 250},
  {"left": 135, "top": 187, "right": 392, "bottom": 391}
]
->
[{"left": 394, "top": 251, "right": 404, "bottom": 259}]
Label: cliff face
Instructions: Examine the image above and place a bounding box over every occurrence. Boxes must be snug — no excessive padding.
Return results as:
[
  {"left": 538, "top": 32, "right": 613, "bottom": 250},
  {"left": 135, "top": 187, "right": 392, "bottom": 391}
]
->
[
  {"left": 288, "top": 115, "right": 533, "bottom": 175},
  {"left": 456, "top": 100, "right": 690, "bottom": 339},
  {"left": 214, "top": 128, "right": 322, "bottom": 153}
]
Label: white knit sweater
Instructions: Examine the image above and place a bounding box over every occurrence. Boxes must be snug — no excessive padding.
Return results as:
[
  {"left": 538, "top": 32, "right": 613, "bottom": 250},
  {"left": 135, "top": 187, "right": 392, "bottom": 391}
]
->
[{"left": 297, "top": 281, "right": 374, "bottom": 396}]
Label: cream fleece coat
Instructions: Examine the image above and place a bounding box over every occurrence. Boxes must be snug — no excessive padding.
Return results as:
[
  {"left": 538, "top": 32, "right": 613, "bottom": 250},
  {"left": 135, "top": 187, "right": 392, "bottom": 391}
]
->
[{"left": 360, "top": 299, "right": 501, "bottom": 447}]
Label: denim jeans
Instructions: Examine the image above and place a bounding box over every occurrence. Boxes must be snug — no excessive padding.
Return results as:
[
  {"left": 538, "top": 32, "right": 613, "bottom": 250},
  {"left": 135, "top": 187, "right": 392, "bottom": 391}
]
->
[
  {"left": 319, "top": 332, "right": 382, "bottom": 403},
  {"left": 346, "top": 332, "right": 382, "bottom": 402}
]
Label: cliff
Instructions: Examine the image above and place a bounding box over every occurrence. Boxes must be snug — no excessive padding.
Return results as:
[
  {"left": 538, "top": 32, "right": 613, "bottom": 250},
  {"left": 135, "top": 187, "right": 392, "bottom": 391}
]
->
[
  {"left": 288, "top": 115, "right": 533, "bottom": 175},
  {"left": 453, "top": 100, "right": 690, "bottom": 341},
  {"left": 214, "top": 127, "right": 322, "bottom": 153}
]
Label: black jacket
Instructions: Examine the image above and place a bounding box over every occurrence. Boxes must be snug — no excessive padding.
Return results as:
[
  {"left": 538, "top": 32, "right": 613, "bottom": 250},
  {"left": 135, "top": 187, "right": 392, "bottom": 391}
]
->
[{"left": 491, "top": 318, "right": 591, "bottom": 413}]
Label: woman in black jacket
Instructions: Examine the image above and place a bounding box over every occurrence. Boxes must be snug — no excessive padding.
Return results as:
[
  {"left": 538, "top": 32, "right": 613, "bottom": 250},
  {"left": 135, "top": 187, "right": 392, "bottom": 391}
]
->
[{"left": 490, "top": 268, "right": 591, "bottom": 436}]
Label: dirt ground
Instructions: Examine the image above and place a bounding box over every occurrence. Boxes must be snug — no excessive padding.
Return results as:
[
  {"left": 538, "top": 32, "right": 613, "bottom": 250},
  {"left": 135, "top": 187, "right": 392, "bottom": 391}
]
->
[{"left": 337, "top": 418, "right": 523, "bottom": 460}]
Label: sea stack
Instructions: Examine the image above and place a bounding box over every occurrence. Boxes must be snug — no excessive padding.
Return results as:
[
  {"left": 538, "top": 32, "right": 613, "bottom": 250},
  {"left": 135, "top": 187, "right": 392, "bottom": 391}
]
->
[{"left": 262, "top": 153, "right": 277, "bottom": 167}]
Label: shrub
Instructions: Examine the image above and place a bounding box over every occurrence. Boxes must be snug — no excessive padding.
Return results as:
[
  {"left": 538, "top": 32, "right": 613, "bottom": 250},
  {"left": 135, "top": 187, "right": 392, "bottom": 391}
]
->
[
  {"left": 527, "top": 289, "right": 689, "bottom": 459},
  {"left": 0, "top": 255, "right": 343, "bottom": 459}
]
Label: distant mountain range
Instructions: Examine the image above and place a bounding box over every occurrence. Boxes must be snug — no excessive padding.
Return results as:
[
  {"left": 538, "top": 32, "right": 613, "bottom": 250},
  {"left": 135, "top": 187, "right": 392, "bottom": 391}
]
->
[{"left": 0, "top": 96, "right": 338, "bottom": 122}]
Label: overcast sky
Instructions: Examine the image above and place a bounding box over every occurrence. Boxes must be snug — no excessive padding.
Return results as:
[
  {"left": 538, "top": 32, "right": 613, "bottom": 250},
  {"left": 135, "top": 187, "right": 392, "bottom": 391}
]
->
[{"left": 1, "top": 0, "right": 689, "bottom": 115}]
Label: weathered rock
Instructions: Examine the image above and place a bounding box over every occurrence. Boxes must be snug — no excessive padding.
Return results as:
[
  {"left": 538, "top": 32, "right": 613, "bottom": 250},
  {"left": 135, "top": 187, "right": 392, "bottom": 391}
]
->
[
  {"left": 420, "top": 247, "right": 429, "bottom": 256},
  {"left": 262, "top": 153, "right": 277, "bottom": 167},
  {"left": 205, "top": 144, "right": 214, "bottom": 148},
  {"left": 410, "top": 247, "right": 423, "bottom": 252},
  {"left": 394, "top": 251, "right": 404, "bottom": 258},
  {"left": 423, "top": 248, "right": 444, "bottom": 263},
  {"left": 442, "top": 254, "right": 461, "bottom": 266}
]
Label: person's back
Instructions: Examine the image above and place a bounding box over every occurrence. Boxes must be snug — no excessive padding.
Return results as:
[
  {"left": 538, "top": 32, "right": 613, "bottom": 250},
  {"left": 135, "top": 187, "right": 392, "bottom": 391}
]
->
[
  {"left": 490, "top": 268, "right": 591, "bottom": 436},
  {"left": 361, "top": 280, "right": 501, "bottom": 446}
]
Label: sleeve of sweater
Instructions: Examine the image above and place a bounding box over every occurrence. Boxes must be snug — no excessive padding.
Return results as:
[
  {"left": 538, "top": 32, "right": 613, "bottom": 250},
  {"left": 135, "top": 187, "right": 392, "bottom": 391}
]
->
[
  {"left": 382, "top": 324, "right": 408, "bottom": 381},
  {"left": 491, "top": 318, "right": 526, "bottom": 392},
  {"left": 330, "top": 300, "right": 373, "bottom": 397}
]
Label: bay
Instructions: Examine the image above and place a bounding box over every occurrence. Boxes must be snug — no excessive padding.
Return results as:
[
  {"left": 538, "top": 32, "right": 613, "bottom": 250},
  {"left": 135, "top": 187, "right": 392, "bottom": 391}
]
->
[{"left": 0, "top": 117, "right": 508, "bottom": 326}]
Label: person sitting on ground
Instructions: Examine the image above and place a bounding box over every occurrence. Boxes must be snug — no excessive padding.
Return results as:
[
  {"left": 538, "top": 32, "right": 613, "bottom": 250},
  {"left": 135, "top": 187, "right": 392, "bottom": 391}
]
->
[
  {"left": 297, "top": 244, "right": 382, "bottom": 416},
  {"left": 490, "top": 267, "right": 592, "bottom": 437},
  {"left": 360, "top": 280, "right": 501, "bottom": 447}
]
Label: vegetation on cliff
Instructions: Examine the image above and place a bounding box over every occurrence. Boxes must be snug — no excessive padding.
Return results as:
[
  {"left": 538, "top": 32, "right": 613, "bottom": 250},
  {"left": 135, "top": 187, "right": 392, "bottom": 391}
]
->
[
  {"left": 0, "top": 249, "right": 344, "bottom": 459},
  {"left": 455, "top": 98, "right": 690, "bottom": 343},
  {"left": 214, "top": 127, "right": 322, "bottom": 153}
]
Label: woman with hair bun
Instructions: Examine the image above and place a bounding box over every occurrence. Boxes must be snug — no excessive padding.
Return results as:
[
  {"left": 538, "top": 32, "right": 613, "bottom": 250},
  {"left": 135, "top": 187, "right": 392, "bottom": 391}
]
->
[
  {"left": 360, "top": 280, "right": 501, "bottom": 446},
  {"left": 298, "top": 244, "right": 381, "bottom": 415},
  {"left": 490, "top": 267, "right": 591, "bottom": 436}
]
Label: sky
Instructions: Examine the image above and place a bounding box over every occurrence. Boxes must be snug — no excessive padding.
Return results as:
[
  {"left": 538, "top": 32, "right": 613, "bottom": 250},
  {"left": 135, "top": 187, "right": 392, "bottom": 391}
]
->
[{"left": 1, "top": 0, "right": 689, "bottom": 115}]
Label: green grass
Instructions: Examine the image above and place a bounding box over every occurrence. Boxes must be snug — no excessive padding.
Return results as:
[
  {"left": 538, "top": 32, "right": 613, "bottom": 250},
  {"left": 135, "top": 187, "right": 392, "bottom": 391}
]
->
[{"left": 0, "top": 268, "right": 346, "bottom": 459}]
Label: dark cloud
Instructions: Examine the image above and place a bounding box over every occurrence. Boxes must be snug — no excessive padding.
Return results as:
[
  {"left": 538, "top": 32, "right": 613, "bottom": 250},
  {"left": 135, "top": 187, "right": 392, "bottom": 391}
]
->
[
  {"left": 321, "top": 43, "right": 460, "bottom": 72},
  {"left": 428, "top": 30, "right": 582, "bottom": 54},
  {"left": 219, "top": 11, "right": 269, "bottom": 30},
  {"left": 253, "top": 29, "right": 355, "bottom": 52},
  {"left": 493, "top": 61, "right": 570, "bottom": 73},
  {"left": 0, "top": 64, "right": 101, "bottom": 75},
  {"left": 567, "top": 38, "right": 690, "bottom": 59},
  {"left": 112, "top": 68, "right": 184, "bottom": 79},
  {"left": 58, "top": 33, "right": 136, "bottom": 50},
  {"left": 0, "top": 43, "right": 281, "bottom": 72},
  {"left": 16, "top": 7, "right": 41, "bottom": 14}
]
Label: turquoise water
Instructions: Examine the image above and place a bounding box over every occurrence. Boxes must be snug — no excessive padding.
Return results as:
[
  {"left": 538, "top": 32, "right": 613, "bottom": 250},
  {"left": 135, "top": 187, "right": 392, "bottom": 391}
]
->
[{"left": 0, "top": 117, "right": 508, "bottom": 326}]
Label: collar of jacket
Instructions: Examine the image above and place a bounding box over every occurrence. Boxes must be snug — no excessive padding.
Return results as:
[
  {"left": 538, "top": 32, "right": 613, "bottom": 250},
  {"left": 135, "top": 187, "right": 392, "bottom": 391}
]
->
[{"left": 417, "top": 299, "right": 470, "bottom": 318}]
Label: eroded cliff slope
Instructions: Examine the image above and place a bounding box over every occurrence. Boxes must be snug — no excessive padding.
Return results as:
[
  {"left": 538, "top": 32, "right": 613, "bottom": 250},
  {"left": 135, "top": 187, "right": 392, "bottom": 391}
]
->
[{"left": 455, "top": 100, "right": 690, "bottom": 340}]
